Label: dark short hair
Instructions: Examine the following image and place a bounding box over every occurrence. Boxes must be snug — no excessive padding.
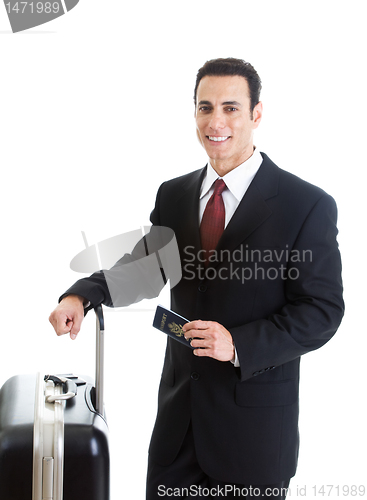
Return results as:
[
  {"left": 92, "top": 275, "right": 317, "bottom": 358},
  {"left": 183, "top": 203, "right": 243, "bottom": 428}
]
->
[{"left": 194, "top": 58, "right": 262, "bottom": 113}]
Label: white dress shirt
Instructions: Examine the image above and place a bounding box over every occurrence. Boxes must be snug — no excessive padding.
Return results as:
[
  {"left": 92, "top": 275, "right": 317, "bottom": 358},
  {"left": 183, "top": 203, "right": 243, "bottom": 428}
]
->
[
  {"left": 199, "top": 147, "right": 263, "bottom": 226},
  {"left": 199, "top": 148, "right": 263, "bottom": 366}
]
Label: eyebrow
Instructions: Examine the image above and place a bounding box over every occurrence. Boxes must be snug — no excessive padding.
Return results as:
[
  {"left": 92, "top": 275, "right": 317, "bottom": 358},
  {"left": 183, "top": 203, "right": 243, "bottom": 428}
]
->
[{"left": 198, "top": 100, "right": 242, "bottom": 107}]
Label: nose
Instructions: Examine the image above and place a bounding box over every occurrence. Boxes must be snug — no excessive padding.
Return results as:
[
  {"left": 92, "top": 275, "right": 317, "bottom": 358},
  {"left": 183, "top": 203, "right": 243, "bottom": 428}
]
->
[{"left": 209, "top": 109, "right": 225, "bottom": 131}]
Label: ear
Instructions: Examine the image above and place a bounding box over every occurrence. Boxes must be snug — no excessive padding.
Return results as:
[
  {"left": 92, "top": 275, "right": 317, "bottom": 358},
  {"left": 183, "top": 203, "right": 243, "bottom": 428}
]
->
[{"left": 252, "top": 101, "right": 263, "bottom": 129}]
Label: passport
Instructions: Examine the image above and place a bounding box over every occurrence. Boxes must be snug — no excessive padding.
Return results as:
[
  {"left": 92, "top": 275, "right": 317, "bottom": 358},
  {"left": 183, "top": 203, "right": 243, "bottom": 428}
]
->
[{"left": 153, "top": 305, "right": 194, "bottom": 349}]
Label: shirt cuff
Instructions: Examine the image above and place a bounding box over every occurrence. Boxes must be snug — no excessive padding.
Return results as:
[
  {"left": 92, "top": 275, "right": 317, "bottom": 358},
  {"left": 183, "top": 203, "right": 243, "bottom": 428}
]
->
[{"left": 230, "top": 347, "right": 240, "bottom": 367}]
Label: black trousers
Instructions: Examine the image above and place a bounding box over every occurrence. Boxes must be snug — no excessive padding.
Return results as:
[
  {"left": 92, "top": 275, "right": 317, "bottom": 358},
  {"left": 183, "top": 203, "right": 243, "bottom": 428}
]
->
[{"left": 146, "top": 423, "right": 290, "bottom": 499}]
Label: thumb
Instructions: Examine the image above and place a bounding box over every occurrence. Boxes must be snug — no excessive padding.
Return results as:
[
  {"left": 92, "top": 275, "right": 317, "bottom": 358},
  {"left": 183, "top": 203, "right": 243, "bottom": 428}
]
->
[{"left": 69, "top": 319, "right": 82, "bottom": 340}]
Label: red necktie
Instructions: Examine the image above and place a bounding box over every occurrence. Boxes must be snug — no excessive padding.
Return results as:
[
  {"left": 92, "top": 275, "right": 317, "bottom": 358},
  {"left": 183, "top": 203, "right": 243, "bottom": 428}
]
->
[{"left": 200, "top": 179, "right": 226, "bottom": 263}]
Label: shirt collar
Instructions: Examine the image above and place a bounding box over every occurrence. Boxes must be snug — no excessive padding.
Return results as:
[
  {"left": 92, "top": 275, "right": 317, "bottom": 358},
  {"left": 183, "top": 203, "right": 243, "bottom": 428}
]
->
[{"left": 200, "top": 148, "right": 263, "bottom": 201}]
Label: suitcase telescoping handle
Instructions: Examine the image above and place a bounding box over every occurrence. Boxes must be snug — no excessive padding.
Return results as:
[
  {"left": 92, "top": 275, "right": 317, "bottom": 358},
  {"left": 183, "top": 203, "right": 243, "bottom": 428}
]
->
[{"left": 94, "top": 304, "right": 105, "bottom": 415}]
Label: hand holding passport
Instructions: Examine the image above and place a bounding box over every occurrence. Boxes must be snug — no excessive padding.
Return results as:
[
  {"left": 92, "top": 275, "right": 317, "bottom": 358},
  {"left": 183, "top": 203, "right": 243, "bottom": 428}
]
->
[{"left": 153, "top": 305, "right": 194, "bottom": 349}]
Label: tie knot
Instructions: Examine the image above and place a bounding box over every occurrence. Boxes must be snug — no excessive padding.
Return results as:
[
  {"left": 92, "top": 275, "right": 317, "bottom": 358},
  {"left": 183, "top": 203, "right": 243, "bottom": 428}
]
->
[{"left": 213, "top": 179, "right": 226, "bottom": 196}]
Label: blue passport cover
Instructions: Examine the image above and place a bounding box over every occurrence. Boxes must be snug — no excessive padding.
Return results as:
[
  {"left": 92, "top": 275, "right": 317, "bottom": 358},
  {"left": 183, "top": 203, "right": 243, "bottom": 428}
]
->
[{"left": 153, "top": 305, "right": 194, "bottom": 349}]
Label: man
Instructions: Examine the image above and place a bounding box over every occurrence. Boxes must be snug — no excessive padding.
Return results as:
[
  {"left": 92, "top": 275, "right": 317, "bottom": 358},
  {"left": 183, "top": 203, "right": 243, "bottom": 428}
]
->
[{"left": 49, "top": 58, "right": 344, "bottom": 499}]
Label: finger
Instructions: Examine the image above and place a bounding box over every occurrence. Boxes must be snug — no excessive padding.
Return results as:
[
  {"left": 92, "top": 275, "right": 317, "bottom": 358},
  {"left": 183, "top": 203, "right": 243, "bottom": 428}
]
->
[
  {"left": 183, "top": 320, "right": 208, "bottom": 332},
  {"left": 190, "top": 338, "right": 210, "bottom": 349},
  {"left": 184, "top": 329, "right": 210, "bottom": 342},
  {"left": 49, "top": 312, "right": 69, "bottom": 336},
  {"left": 52, "top": 311, "right": 81, "bottom": 338},
  {"left": 193, "top": 347, "right": 212, "bottom": 358}
]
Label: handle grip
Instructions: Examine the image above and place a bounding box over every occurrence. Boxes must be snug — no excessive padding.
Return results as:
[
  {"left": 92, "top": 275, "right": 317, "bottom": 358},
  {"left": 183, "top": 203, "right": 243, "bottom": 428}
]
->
[
  {"left": 44, "top": 375, "right": 77, "bottom": 403},
  {"left": 94, "top": 305, "right": 105, "bottom": 415},
  {"left": 94, "top": 304, "right": 104, "bottom": 331}
]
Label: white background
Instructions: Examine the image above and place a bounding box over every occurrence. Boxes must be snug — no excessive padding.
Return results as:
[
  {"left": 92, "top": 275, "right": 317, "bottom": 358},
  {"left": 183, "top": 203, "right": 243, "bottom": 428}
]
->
[{"left": 0, "top": 1, "right": 366, "bottom": 498}]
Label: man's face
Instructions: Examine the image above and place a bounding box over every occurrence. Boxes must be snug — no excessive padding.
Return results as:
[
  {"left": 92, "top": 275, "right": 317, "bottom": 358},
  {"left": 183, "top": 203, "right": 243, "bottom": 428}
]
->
[{"left": 195, "top": 75, "right": 262, "bottom": 175}]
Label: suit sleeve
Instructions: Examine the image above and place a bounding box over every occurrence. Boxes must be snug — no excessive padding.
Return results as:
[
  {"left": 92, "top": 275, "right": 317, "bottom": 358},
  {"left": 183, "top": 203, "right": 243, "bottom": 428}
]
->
[
  {"left": 230, "top": 193, "right": 344, "bottom": 381},
  {"left": 59, "top": 239, "right": 166, "bottom": 309},
  {"left": 59, "top": 185, "right": 168, "bottom": 309}
]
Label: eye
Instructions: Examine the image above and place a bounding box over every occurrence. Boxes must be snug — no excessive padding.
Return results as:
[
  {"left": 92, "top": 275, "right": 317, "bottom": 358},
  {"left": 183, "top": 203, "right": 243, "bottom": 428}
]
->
[
  {"left": 198, "top": 106, "right": 211, "bottom": 113},
  {"left": 225, "top": 107, "right": 237, "bottom": 112}
]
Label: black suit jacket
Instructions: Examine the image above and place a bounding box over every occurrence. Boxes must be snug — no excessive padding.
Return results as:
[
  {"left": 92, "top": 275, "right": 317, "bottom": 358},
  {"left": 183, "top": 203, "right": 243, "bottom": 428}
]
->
[{"left": 62, "top": 153, "right": 344, "bottom": 484}]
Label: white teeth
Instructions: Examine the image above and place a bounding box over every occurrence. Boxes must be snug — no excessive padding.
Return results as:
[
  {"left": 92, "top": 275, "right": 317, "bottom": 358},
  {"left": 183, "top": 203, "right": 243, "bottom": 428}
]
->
[{"left": 208, "top": 136, "right": 229, "bottom": 142}]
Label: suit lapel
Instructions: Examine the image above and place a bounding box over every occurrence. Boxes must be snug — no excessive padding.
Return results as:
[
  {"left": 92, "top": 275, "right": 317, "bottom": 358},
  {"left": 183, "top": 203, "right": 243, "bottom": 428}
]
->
[{"left": 172, "top": 167, "right": 206, "bottom": 257}]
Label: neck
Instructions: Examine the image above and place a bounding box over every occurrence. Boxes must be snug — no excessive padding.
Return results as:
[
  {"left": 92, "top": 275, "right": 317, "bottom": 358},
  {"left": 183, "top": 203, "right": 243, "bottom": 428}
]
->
[{"left": 210, "top": 148, "right": 255, "bottom": 177}]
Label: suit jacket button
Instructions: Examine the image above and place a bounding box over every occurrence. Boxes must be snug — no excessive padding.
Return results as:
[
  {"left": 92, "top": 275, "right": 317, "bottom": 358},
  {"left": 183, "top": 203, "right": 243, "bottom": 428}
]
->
[
  {"left": 198, "top": 284, "right": 207, "bottom": 292},
  {"left": 191, "top": 372, "right": 200, "bottom": 381}
]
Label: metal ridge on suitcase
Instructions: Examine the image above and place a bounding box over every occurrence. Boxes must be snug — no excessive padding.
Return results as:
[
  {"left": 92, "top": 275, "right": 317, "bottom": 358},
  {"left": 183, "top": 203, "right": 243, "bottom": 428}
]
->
[{"left": 0, "top": 305, "right": 110, "bottom": 500}]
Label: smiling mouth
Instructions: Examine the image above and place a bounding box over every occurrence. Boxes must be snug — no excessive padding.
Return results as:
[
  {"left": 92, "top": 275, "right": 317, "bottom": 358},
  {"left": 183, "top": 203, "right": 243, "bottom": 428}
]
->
[{"left": 208, "top": 136, "right": 230, "bottom": 142}]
